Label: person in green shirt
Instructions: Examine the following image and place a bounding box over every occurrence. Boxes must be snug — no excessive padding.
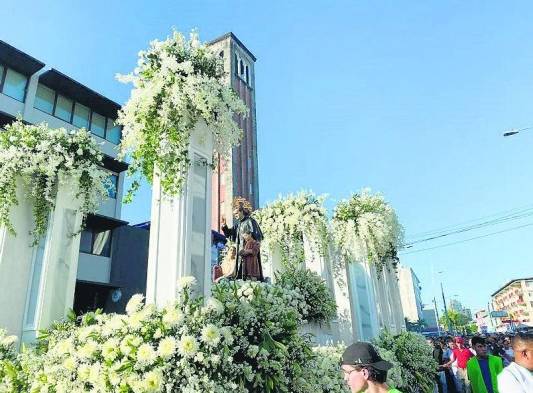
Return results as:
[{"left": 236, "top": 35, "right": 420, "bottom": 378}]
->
[
  {"left": 466, "top": 336, "right": 504, "bottom": 393},
  {"left": 341, "top": 341, "right": 402, "bottom": 393}
]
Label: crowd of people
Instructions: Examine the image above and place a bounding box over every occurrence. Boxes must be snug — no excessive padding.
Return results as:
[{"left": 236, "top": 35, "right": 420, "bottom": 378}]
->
[
  {"left": 427, "top": 332, "right": 532, "bottom": 393},
  {"left": 339, "top": 332, "right": 532, "bottom": 393}
]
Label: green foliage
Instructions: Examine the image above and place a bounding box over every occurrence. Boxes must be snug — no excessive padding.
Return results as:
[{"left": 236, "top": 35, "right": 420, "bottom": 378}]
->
[
  {"left": 373, "top": 330, "right": 438, "bottom": 393},
  {"left": 438, "top": 310, "right": 472, "bottom": 333},
  {"left": 276, "top": 267, "right": 337, "bottom": 324}
]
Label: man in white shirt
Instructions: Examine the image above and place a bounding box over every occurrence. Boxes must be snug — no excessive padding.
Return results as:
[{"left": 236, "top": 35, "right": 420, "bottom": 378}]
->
[{"left": 497, "top": 332, "right": 533, "bottom": 393}]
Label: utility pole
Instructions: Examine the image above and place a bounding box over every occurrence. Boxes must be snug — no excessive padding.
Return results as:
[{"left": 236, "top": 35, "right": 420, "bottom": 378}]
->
[
  {"left": 441, "top": 282, "right": 453, "bottom": 334},
  {"left": 433, "top": 297, "right": 441, "bottom": 336},
  {"left": 487, "top": 302, "right": 495, "bottom": 332}
]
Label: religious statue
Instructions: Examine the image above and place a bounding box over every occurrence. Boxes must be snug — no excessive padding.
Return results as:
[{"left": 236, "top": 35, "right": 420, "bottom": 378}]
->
[{"left": 221, "top": 197, "right": 264, "bottom": 281}]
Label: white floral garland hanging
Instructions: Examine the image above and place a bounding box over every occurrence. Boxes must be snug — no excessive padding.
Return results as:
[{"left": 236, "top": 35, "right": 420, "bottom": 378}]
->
[
  {"left": 253, "top": 191, "right": 329, "bottom": 266},
  {"left": 0, "top": 121, "right": 109, "bottom": 244},
  {"left": 116, "top": 30, "right": 248, "bottom": 200},
  {"left": 332, "top": 188, "right": 403, "bottom": 272}
]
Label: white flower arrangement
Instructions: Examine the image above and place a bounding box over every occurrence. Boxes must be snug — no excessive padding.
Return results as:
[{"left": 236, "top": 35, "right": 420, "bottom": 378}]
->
[
  {"left": 0, "top": 120, "right": 109, "bottom": 244},
  {"left": 332, "top": 188, "right": 404, "bottom": 273},
  {"left": 1, "top": 279, "right": 352, "bottom": 393},
  {"left": 116, "top": 30, "right": 248, "bottom": 200},
  {"left": 254, "top": 191, "right": 330, "bottom": 266}
]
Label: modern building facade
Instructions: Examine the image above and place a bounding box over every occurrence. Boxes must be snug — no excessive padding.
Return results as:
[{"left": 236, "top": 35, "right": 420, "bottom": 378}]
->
[
  {"left": 0, "top": 40, "right": 129, "bottom": 317},
  {"left": 398, "top": 265, "right": 424, "bottom": 322},
  {"left": 207, "top": 33, "right": 260, "bottom": 231},
  {"left": 491, "top": 277, "right": 533, "bottom": 331}
]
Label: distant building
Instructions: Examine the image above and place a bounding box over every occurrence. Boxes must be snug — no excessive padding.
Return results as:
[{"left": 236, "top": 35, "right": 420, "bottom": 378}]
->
[
  {"left": 491, "top": 277, "right": 533, "bottom": 331},
  {"left": 398, "top": 265, "right": 424, "bottom": 322},
  {"left": 208, "top": 33, "right": 259, "bottom": 232},
  {"left": 449, "top": 298, "right": 463, "bottom": 312},
  {"left": 422, "top": 304, "right": 439, "bottom": 329},
  {"left": 474, "top": 309, "right": 493, "bottom": 333}
]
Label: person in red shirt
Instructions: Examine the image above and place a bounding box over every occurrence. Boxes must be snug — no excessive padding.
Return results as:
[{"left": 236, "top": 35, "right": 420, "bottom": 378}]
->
[{"left": 445, "top": 337, "right": 475, "bottom": 393}]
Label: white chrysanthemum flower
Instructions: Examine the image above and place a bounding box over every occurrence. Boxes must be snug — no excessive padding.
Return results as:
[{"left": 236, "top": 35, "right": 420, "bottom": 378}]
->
[
  {"left": 177, "top": 276, "right": 197, "bottom": 290},
  {"left": 128, "top": 312, "right": 144, "bottom": 330},
  {"left": 201, "top": 324, "right": 221, "bottom": 347},
  {"left": 88, "top": 362, "right": 101, "bottom": 384},
  {"left": 56, "top": 339, "right": 73, "bottom": 355},
  {"left": 78, "top": 340, "right": 98, "bottom": 360},
  {"left": 178, "top": 335, "right": 199, "bottom": 358},
  {"left": 205, "top": 298, "right": 224, "bottom": 315},
  {"left": 220, "top": 326, "right": 234, "bottom": 345},
  {"left": 136, "top": 343, "right": 157, "bottom": 366},
  {"left": 102, "top": 338, "right": 119, "bottom": 361},
  {"left": 126, "top": 294, "right": 145, "bottom": 315},
  {"left": 157, "top": 337, "right": 176, "bottom": 359},
  {"left": 62, "top": 357, "right": 76, "bottom": 372},
  {"left": 0, "top": 335, "right": 17, "bottom": 347},
  {"left": 143, "top": 370, "right": 162, "bottom": 392},
  {"left": 108, "top": 370, "right": 121, "bottom": 386},
  {"left": 162, "top": 307, "right": 183, "bottom": 328},
  {"left": 108, "top": 314, "right": 126, "bottom": 331},
  {"left": 78, "top": 364, "right": 90, "bottom": 381}
]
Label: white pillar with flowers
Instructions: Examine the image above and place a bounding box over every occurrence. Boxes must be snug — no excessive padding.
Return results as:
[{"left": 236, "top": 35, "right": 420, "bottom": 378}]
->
[{"left": 146, "top": 122, "right": 214, "bottom": 307}]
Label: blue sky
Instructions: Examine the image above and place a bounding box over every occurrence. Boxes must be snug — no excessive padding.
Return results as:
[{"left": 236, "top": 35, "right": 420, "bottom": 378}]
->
[{"left": 3, "top": 1, "right": 533, "bottom": 313}]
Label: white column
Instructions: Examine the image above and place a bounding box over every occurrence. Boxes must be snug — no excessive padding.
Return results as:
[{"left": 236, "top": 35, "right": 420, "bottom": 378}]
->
[
  {"left": 263, "top": 243, "right": 283, "bottom": 283},
  {"left": 302, "top": 234, "right": 338, "bottom": 344},
  {"left": 330, "top": 249, "right": 355, "bottom": 344},
  {"left": 146, "top": 123, "right": 213, "bottom": 307},
  {"left": 0, "top": 181, "right": 37, "bottom": 341},
  {"left": 386, "top": 264, "right": 406, "bottom": 332},
  {"left": 0, "top": 177, "right": 83, "bottom": 344},
  {"left": 21, "top": 179, "right": 83, "bottom": 343}
]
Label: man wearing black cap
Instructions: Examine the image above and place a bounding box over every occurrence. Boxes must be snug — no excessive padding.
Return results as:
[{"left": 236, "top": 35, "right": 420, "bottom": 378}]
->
[{"left": 341, "top": 341, "right": 402, "bottom": 393}]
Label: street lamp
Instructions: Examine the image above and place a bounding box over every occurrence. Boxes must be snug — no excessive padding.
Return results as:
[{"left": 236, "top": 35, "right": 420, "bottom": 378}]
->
[{"left": 503, "top": 126, "right": 533, "bottom": 137}]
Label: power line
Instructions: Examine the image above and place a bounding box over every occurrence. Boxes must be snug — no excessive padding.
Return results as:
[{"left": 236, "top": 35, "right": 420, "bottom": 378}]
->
[
  {"left": 400, "top": 221, "right": 533, "bottom": 255},
  {"left": 404, "top": 209, "right": 533, "bottom": 247},
  {"left": 406, "top": 204, "right": 533, "bottom": 239}
]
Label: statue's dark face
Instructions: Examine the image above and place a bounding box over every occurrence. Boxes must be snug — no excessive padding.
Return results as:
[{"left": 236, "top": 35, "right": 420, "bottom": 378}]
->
[{"left": 233, "top": 208, "right": 244, "bottom": 220}]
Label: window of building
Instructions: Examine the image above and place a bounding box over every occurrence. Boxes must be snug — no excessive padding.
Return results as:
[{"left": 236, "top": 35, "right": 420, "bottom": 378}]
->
[
  {"left": 79, "top": 227, "right": 112, "bottom": 257},
  {"left": 79, "top": 229, "right": 93, "bottom": 254},
  {"left": 54, "top": 94, "right": 73, "bottom": 122},
  {"left": 105, "top": 173, "right": 118, "bottom": 199},
  {"left": 105, "top": 119, "right": 122, "bottom": 144},
  {"left": 73, "top": 103, "right": 90, "bottom": 129},
  {"left": 219, "top": 50, "right": 224, "bottom": 58},
  {"left": 0, "top": 65, "right": 4, "bottom": 83},
  {"left": 245, "top": 65, "right": 250, "bottom": 84},
  {"left": 34, "top": 84, "right": 55, "bottom": 114},
  {"left": 90, "top": 112, "right": 106, "bottom": 138},
  {"left": 2, "top": 68, "right": 27, "bottom": 102}
]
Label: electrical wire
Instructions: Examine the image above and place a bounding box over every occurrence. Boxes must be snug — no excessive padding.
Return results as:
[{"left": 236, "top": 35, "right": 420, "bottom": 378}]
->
[
  {"left": 400, "top": 221, "right": 533, "bottom": 255},
  {"left": 406, "top": 204, "right": 533, "bottom": 240},
  {"left": 404, "top": 209, "right": 533, "bottom": 247}
]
